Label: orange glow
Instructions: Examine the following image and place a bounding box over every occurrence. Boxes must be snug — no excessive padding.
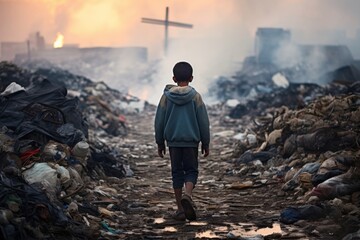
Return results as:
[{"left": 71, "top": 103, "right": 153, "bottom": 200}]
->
[
  {"left": 139, "top": 88, "right": 149, "bottom": 101},
  {"left": 53, "top": 32, "right": 64, "bottom": 48},
  {"left": 128, "top": 87, "right": 149, "bottom": 101}
]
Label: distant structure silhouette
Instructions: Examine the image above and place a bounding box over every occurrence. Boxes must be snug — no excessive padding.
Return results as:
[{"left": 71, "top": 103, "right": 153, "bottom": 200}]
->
[{"left": 141, "top": 6, "right": 193, "bottom": 56}]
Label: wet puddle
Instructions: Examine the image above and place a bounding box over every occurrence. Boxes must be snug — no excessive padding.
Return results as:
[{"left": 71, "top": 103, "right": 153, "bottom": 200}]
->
[
  {"left": 247, "top": 223, "right": 282, "bottom": 236},
  {"left": 164, "top": 226, "right": 177, "bottom": 232},
  {"left": 232, "top": 222, "right": 282, "bottom": 236},
  {"left": 196, "top": 230, "right": 218, "bottom": 238},
  {"left": 188, "top": 221, "right": 207, "bottom": 226},
  {"left": 194, "top": 222, "right": 282, "bottom": 238},
  {"left": 154, "top": 217, "right": 282, "bottom": 238},
  {"left": 154, "top": 217, "right": 165, "bottom": 224}
]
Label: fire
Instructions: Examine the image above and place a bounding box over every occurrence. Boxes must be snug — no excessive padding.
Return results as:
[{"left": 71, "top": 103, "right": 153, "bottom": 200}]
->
[{"left": 53, "top": 32, "right": 64, "bottom": 48}]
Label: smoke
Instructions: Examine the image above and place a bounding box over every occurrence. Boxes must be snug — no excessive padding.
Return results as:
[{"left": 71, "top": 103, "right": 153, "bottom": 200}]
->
[
  {"left": 1, "top": 0, "right": 359, "bottom": 104},
  {"left": 135, "top": 1, "right": 252, "bottom": 104}
]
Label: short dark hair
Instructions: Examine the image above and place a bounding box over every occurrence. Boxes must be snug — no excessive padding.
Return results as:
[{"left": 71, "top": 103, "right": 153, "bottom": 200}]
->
[{"left": 173, "top": 61, "right": 193, "bottom": 82}]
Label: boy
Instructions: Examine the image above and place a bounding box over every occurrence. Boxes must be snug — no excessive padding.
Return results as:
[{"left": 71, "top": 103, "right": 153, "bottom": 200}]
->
[{"left": 154, "top": 61, "right": 210, "bottom": 221}]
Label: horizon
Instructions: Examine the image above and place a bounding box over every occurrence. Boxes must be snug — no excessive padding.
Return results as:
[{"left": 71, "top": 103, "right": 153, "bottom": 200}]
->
[{"left": 1, "top": 0, "right": 359, "bottom": 104}]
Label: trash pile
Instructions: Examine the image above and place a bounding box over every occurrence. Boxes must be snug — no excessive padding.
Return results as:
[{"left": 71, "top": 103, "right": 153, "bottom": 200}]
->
[
  {"left": 208, "top": 55, "right": 360, "bottom": 115},
  {"left": 1, "top": 54, "right": 359, "bottom": 238},
  {"left": 216, "top": 61, "right": 360, "bottom": 237},
  {"left": 15, "top": 57, "right": 158, "bottom": 94},
  {"left": 0, "top": 61, "right": 139, "bottom": 239}
]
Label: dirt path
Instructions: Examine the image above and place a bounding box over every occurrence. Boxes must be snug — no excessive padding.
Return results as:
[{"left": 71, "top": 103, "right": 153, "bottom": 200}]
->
[{"left": 107, "top": 109, "right": 337, "bottom": 240}]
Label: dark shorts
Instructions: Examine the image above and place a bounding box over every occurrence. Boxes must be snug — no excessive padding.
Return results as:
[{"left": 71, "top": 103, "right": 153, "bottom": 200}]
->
[{"left": 169, "top": 147, "right": 199, "bottom": 189}]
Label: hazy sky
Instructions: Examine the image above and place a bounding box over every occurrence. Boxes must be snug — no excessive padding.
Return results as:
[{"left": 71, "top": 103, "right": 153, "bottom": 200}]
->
[
  {"left": 1, "top": 0, "right": 359, "bottom": 57},
  {"left": 1, "top": 0, "right": 359, "bottom": 102}
]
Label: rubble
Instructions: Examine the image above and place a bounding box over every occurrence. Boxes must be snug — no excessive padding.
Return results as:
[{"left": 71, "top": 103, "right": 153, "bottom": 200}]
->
[
  {"left": 15, "top": 57, "right": 157, "bottom": 94},
  {"left": 0, "top": 61, "right": 139, "bottom": 239},
  {"left": 1, "top": 53, "right": 360, "bottom": 239},
  {"left": 211, "top": 63, "right": 360, "bottom": 238}
]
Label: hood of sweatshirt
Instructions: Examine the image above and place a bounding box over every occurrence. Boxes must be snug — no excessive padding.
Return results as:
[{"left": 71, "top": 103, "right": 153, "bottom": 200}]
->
[{"left": 164, "top": 84, "right": 197, "bottom": 106}]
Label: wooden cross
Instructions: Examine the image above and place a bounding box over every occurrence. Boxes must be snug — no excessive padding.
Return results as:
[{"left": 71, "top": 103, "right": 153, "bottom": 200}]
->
[{"left": 142, "top": 6, "right": 193, "bottom": 56}]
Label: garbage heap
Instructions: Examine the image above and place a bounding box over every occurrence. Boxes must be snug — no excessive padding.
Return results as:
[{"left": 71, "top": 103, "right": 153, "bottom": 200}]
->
[
  {"left": 225, "top": 74, "right": 360, "bottom": 237},
  {"left": 209, "top": 54, "right": 360, "bottom": 105},
  {"left": 15, "top": 57, "right": 158, "bottom": 93},
  {"left": 0, "top": 61, "right": 137, "bottom": 239}
]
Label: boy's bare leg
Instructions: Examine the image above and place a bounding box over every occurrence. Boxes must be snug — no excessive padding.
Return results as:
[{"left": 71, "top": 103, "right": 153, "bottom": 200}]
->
[
  {"left": 174, "top": 188, "right": 184, "bottom": 212},
  {"left": 181, "top": 182, "right": 197, "bottom": 220},
  {"left": 184, "top": 182, "right": 194, "bottom": 197}
]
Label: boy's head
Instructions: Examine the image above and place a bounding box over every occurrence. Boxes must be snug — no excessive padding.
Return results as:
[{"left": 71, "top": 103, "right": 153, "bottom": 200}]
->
[{"left": 173, "top": 61, "right": 193, "bottom": 83}]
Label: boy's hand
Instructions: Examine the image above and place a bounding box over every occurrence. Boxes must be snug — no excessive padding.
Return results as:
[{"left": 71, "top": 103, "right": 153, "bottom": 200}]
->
[
  {"left": 201, "top": 145, "right": 209, "bottom": 157},
  {"left": 158, "top": 145, "right": 166, "bottom": 158}
]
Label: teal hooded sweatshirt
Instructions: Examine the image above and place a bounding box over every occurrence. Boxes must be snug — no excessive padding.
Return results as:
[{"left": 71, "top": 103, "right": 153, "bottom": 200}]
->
[{"left": 155, "top": 84, "right": 210, "bottom": 148}]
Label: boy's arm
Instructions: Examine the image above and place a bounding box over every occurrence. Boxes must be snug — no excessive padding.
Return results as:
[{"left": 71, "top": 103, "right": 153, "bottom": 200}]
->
[
  {"left": 154, "top": 95, "right": 167, "bottom": 157},
  {"left": 201, "top": 145, "right": 210, "bottom": 157},
  {"left": 195, "top": 95, "right": 210, "bottom": 157}
]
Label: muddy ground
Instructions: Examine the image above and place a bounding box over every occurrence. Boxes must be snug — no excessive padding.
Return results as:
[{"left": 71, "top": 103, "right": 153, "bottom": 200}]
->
[{"left": 101, "top": 108, "right": 341, "bottom": 240}]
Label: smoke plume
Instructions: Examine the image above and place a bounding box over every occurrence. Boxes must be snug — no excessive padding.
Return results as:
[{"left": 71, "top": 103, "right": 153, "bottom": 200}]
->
[{"left": 0, "top": 0, "right": 359, "bottom": 104}]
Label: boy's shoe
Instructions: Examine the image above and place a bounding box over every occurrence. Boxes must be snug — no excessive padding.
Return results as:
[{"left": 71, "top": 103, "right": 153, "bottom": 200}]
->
[
  {"left": 181, "top": 194, "right": 196, "bottom": 221},
  {"left": 172, "top": 210, "right": 186, "bottom": 221}
]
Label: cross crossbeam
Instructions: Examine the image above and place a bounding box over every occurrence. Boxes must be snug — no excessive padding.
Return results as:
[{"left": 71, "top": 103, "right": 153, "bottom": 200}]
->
[{"left": 141, "top": 18, "right": 193, "bottom": 29}]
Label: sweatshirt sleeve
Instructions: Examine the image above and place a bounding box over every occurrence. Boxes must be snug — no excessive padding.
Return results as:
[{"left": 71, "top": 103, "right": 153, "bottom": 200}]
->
[
  {"left": 195, "top": 95, "right": 210, "bottom": 148},
  {"left": 154, "top": 94, "right": 167, "bottom": 147}
]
